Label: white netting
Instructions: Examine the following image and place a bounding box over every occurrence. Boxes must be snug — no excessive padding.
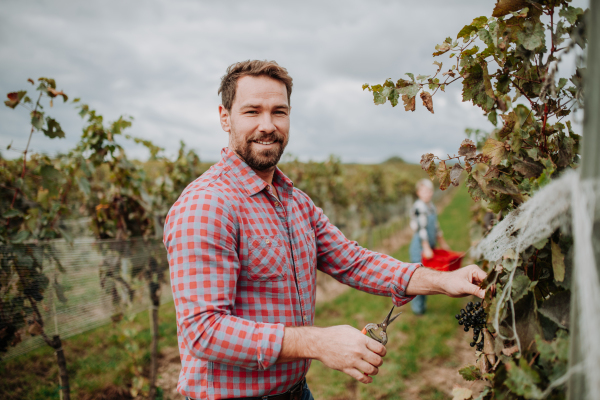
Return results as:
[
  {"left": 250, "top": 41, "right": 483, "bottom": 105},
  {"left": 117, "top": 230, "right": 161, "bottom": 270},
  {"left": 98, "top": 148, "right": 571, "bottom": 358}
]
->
[
  {"left": 472, "top": 170, "right": 600, "bottom": 400},
  {"left": 1, "top": 237, "right": 171, "bottom": 360}
]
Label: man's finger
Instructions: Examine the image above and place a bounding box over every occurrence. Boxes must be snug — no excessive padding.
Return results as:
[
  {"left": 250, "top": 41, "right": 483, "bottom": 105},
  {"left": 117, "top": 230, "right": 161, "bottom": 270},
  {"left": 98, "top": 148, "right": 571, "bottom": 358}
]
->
[
  {"left": 345, "top": 368, "right": 372, "bottom": 384},
  {"left": 468, "top": 264, "right": 487, "bottom": 283},
  {"left": 361, "top": 350, "right": 383, "bottom": 368},
  {"left": 467, "top": 282, "right": 486, "bottom": 299},
  {"left": 356, "top": 360, "right": 378, "bottom": 376},
  {"left": 365, "top": 338, "right": 386, "bottom": 357}
]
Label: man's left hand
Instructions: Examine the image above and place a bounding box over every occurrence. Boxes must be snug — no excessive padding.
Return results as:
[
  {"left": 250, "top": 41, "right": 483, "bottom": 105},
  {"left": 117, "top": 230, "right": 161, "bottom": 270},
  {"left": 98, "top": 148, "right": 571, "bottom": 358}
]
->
[
  {"left": 405, "top": 264, "right": 487, "bottom": 299},
  {"left": 441, "top": 264, "right": 486, "bottom": 299}
]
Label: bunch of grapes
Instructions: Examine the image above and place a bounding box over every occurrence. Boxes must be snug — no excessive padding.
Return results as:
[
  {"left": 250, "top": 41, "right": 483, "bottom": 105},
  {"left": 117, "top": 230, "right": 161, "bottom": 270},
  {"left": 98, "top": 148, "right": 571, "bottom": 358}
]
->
[{"left": 455, "top": 301, "right": 486, "bottom": 352}]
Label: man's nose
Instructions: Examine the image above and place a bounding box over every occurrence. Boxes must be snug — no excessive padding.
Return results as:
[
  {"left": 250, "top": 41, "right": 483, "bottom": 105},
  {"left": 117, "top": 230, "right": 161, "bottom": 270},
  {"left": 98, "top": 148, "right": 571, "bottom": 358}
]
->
[{"left": 257, "top": 112, "right": 276, "bottom": 133}]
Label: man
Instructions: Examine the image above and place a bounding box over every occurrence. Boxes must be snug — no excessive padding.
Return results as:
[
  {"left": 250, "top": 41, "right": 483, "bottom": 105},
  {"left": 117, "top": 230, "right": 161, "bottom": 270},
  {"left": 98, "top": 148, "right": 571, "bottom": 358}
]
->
[{"left": 164, "top": 60, "right": 486, "bottom": 400}]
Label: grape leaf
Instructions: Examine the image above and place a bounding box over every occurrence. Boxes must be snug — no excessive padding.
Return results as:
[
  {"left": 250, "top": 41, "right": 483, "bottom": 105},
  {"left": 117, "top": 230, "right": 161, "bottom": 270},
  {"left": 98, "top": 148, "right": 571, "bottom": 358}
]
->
[
  {"left": 482, "top": 138, "right": 507, "bottom": 165},
  {"left": 5, "top": 91, "right": 27, "bottom": 109},
  {"left": 505, "top": 358, "right": 543, "bottom": 398},
  {"left": 492, "top": 0, "right": 529, "bottom": 17},
  {"left": 458, "top": 139, "right": 477, "bottom": 159},
  {"left": 43, "top": 117, "right": 65, "bottom": 139},
  {"left": 459, "top": 365, "right": 481, "bottom": 381},
  {"left": 466, "top": 174, "right": 486, "bottom": 201},
  {"left": 420, "top": 91, "right": 434, "bottom": 114},
  {"left": 450, "top": 163, "right": 463, "bottom": 186},
  {"left": 437, "top": 161, "right": 451, "bottom": 190},
  {"left": 539, "top": 291, "right": 570, "bottom": 329},
  {"left": 452, "top": 386, "right": 473, "bottom": 400},
  {"left": 420, "top": 153, "right": 437, "bottom": 180},
  {"left": 457, "top": 25, "right": 478, "bottom": 40},
  {"left": 402, "top": 94, "right": 415, "bottom": 112},
  {"left": 551, "top": 240, "right": 565, "bottom": 282},
  {"left": 559, "top": 6, "right": 583, "bottom": 25}
]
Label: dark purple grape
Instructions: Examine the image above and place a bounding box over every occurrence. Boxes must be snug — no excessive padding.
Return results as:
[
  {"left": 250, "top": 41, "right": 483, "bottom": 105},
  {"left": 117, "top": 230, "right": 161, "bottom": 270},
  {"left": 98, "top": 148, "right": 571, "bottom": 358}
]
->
[
  {"left": 464, "top": 326, "right": 469, "bottom": 332},
  {"left": 470, "top": 342, "right": 476, "bottom": 347}
]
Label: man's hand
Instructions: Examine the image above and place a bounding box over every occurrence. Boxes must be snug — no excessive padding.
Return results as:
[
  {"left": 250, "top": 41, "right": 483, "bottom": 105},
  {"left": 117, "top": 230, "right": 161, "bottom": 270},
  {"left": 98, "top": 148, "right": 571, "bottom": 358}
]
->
[
  {"left": 278, "top": 325, "right": 386, "bottom": 384},
  {"left": 406, "top": 264, "right": 487, "bottom": 299}
]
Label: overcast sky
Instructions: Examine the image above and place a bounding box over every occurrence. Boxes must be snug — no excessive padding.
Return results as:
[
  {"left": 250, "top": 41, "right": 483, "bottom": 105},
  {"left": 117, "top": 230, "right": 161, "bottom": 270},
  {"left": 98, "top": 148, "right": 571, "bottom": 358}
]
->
[{"left": 0, "top": 0, "right": 587, "bottom": 163}]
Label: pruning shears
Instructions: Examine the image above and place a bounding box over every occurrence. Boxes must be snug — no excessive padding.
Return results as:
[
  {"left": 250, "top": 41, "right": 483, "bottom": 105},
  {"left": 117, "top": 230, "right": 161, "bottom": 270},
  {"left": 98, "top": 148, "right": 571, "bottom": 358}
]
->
[{"left": 361, "top": 306, "right": 402, "bottom": 346}]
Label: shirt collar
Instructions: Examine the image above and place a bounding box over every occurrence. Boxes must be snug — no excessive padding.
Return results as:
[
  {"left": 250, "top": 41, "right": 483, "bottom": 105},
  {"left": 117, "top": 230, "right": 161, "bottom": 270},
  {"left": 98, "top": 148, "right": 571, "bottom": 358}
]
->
[{"left": 221, "top": 147, "right": 294, "bottom": 197}]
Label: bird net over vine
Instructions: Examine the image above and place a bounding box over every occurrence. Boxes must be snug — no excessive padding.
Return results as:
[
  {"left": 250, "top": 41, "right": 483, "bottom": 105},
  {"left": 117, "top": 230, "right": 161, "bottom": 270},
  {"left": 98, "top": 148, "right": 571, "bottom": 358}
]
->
[{"left": 0, "top": 237, "right": 171, "bottom": 360}]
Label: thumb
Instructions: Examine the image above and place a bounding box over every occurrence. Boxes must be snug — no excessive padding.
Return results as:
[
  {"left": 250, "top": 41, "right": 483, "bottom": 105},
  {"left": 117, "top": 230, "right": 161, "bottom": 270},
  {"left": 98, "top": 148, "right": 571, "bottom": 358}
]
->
[{"left": 466, "top": 282, "right": 485, "bottom": 299}]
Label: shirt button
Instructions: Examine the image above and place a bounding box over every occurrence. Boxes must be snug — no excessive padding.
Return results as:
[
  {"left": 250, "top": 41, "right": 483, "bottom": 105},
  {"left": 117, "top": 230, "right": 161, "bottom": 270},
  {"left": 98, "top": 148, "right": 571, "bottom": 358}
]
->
[
  {"left": 265, "top": 239, "right": 271, "bottom": 245},
  {"left": 275, "top": 202, "right": 280, "bottom": 207}
]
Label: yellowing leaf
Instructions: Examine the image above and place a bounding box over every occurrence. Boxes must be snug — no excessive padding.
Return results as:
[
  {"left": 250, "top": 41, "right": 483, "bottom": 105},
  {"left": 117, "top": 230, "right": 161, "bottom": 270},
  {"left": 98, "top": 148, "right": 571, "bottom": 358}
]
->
[
  {"left": 482, "top": 138, "right": 506, "bottom": 165},
  {"left": 437, "top": 161, "right": 451, "bottom": 190},
  {"left": 551, "top": 240, "right": 565, "bottom": 282},
  {"left": 492, "top": 0, "right": 529, "bottom": 17},
  {"left": 402, "top": 94, "right": 415, "bottom": 112},
  {"left": 452, "top": 385, "right": 473, "bottom": 400}
]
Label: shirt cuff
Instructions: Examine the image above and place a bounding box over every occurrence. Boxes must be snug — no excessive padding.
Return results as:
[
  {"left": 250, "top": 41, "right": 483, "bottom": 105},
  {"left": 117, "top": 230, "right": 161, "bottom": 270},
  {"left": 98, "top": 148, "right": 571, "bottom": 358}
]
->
[
  {"left": 255, "top": 322, "right": 285, "bottom": 370},
  {"left": 390, "top": 262, "right": 421, "bottom": 306}
]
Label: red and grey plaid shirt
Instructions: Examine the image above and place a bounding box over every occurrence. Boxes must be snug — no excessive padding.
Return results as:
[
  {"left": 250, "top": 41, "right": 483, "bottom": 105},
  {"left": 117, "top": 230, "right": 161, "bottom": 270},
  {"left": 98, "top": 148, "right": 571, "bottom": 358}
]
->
[{"left": 164, "top": 148, "right": 420, "bottom": 400}]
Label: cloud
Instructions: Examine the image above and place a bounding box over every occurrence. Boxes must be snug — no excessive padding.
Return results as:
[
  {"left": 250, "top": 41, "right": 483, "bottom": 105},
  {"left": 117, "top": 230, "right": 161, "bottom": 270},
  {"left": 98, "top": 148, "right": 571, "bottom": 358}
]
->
[{"left": 0, "top": 0, "right": 586, "bottom": 163}]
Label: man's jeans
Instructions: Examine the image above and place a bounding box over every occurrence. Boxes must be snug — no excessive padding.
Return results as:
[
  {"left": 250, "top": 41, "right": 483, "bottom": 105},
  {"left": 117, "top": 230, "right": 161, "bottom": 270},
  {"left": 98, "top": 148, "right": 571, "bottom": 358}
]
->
[{"left": 185, "top": 382, "right": 314, "bottom": 400}]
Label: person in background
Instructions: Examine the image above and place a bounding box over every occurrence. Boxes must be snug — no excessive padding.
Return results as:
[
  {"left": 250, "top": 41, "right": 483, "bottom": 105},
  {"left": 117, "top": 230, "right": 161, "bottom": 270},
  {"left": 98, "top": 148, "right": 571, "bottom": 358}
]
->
[{"left": 408, "top": 179, "right": 451, "bottom": 315}]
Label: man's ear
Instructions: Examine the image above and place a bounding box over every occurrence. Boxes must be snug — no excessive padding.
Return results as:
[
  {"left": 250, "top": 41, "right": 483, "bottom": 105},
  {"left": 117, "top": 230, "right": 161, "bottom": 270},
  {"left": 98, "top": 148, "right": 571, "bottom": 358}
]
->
[{"left": 218, "top": 104, "right": 231, "bottom": 133}]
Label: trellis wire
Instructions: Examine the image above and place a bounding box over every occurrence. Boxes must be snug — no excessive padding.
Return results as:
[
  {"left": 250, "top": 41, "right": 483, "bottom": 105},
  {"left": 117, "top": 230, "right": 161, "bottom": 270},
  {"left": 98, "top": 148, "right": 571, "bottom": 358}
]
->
[{"left": 1, "top": 237, "right": 171, "bottom": 360}]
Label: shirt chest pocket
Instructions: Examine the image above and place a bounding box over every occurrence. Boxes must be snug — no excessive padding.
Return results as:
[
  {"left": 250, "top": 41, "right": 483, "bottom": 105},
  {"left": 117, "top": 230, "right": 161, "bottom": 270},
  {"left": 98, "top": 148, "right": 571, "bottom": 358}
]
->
[{"left": 246, "top": 235, "right": 287, "bottom": 281}]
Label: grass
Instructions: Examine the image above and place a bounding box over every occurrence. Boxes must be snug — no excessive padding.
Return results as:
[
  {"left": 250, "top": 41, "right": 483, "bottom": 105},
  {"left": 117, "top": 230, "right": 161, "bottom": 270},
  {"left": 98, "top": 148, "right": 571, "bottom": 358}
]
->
[{"left": 1, "top": 185, "right": 475, "bottom": 400}]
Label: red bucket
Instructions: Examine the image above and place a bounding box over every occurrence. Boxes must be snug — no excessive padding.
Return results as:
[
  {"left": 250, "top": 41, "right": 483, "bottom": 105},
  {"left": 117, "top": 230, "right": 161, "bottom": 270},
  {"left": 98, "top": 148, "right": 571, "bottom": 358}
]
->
[{"left": 422, "top": 249, "right": 464, "bottom": 272}]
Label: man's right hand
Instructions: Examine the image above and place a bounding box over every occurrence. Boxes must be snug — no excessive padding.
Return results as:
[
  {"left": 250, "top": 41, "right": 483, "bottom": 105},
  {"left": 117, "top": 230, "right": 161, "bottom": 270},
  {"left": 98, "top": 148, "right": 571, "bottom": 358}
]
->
[{"left": 278, "top": 325, "right": 386, "bottom": 384}]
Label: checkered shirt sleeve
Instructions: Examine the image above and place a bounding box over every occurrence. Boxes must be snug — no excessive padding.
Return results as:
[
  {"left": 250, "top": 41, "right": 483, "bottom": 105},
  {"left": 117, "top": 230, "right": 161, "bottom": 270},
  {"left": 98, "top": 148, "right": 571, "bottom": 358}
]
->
[{"left": 165, "top": 189, "right": 285, "bottom": 371}]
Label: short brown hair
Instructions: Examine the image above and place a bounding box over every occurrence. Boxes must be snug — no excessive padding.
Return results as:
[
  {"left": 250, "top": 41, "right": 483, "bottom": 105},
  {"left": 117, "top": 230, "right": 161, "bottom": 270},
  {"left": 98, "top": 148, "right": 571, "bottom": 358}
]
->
[{"left": 218, "top": 60, "right": 293, "bottom": 110}]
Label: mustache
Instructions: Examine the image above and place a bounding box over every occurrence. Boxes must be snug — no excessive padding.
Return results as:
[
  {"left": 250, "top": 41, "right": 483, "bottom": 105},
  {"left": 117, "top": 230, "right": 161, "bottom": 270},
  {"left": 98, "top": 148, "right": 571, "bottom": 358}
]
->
[{"left": 248, "top": 132, "right": 285, "bottom": 143}]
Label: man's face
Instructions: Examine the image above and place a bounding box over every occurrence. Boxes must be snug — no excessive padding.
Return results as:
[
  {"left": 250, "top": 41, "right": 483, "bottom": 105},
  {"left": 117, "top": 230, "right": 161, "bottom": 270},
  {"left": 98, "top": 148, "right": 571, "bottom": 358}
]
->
[{"left": 219, "top": 75, "right": 290, "bottom": 171}]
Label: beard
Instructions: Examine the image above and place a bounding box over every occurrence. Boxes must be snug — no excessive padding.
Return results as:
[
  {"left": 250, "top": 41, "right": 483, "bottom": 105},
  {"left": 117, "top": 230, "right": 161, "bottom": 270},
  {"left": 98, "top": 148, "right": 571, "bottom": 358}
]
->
[{"left": 230, "top": 127, "right": 289, "bottom": 171}]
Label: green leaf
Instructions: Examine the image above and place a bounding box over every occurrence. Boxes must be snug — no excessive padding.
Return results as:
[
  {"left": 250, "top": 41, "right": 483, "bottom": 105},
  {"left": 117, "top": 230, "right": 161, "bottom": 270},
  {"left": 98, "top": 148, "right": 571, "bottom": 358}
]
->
[
  {"left": 416, "top": 74, "right": 430, "bottom": 81},
  {"left": 42, "top": 117, "right": 65, "bottom": 139},
  {"left": 551, "top": 240, "right": 565, "bottom": 282},
  {"left": 471, "top": 16, "right": 488, "bottom": 29},
  {"left": 31, "top": 111, "right": 44, "bottom": 130},
  {"left": 462, "top": 46, "right": 479, "bottom": 57},
  {"left": 559, "top": 6, "right": 584, "bottom": 25},
  {"left": 40, "top": 165, "right": 62, "bottom": 190},
  {"left": 405, "top": 73, "right": 415, "bottom": 82},
  {"left": 12, "top": 230, "right": 30, "bottom": 243},
  {"left": 459, "top": 365, "right": 481, "bottom": 381},
  {"left": 488, "top": 110, "right": 498, "bottom": 126},
  {"left": 457, "top": 25, "right": 478, "bottom": 40},
  {"left": 77, "top": 176, "right": 91, "bottom": 197},
  {"left": 466, "top": 174, "right": 487, "bottom": 201},
  {"left": 511, "top": 274, "right": 533, "bottom": 303},
  {"left": 478, "top": 29, "right": 493, "bottom": 47},
  {"left": 516, "top": 21, "right": 545, "bottom": 51},
  {"left": 57, "top": 227, "right": 74, "bottom": 244},
  {"left": 397, "top": 83, "right": 420, "bottom": 98},
  {"left": 3, "top": 209, "right": 23, "bottom": 218},
  {"left": 533, "top": 238, "right": 548, "bottom": 250},
  {"left": 505, "top": 358, "right": 543, "bottom": 398}
]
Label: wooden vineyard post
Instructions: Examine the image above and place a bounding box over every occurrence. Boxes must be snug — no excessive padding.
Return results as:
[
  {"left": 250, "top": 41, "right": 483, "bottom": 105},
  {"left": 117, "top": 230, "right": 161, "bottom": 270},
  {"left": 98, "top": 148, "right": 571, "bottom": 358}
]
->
[{"left": 568, "top": 1, "right": 600, "bottom": 399}]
